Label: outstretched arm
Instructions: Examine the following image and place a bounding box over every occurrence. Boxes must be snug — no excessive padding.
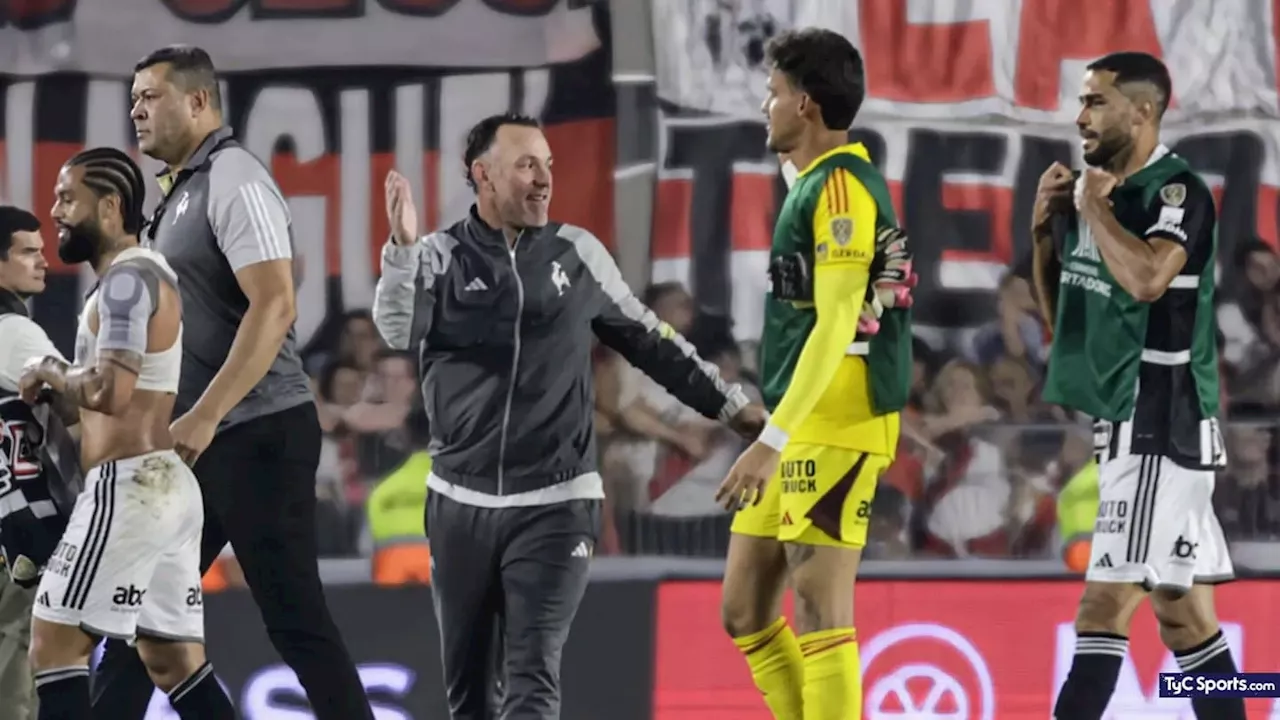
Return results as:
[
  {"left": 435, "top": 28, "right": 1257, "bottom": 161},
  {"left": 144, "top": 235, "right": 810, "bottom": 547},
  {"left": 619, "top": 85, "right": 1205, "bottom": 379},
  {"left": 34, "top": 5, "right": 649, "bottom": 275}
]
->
[{"left": 577, "top": 226, "right": 749, "bottom": 422}]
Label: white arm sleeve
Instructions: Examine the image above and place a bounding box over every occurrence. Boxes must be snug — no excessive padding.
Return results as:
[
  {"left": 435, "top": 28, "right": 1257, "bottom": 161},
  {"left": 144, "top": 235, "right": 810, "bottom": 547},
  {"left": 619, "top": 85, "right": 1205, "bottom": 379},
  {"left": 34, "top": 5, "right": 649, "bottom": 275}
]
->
[{"left": 0, "top": 316, "right": 65, "bottom": 392}]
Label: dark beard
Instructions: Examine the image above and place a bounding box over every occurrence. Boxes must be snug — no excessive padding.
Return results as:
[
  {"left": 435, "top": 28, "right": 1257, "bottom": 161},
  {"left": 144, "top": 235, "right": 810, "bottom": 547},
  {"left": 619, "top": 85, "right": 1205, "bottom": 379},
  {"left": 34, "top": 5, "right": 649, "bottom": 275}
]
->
[
  {"left": 1083, "top": 133, "right": 1132, "bottom": 170},
  {"left": 57, "top": 222, "right": 104, "bottom": 265}
]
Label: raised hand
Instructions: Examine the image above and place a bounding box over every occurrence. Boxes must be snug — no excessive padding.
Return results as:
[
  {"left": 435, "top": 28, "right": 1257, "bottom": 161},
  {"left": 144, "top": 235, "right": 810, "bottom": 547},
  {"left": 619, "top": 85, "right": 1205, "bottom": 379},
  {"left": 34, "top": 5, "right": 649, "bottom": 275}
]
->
[{"left": 385, "top": 170, "right": 420, "bottom": 246}]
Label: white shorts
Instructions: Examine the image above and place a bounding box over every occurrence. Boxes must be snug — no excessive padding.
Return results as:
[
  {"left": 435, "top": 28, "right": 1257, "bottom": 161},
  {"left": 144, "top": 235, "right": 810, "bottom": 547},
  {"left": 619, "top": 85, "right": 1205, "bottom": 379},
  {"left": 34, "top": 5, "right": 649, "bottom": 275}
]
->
[
  {"left": 32, "top": 450, "right": 205, "bottom": 643},
  {"left": 1086, "top": 451, "right": 1234, "bottom": 591}
]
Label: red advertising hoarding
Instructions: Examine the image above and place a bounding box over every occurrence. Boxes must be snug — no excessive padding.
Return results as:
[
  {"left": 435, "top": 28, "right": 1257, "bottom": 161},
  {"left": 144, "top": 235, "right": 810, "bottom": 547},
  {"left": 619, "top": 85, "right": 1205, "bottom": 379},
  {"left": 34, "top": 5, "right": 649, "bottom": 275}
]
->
[{"left": 655, "top": 580, "right": 1280, "bottom": 719}]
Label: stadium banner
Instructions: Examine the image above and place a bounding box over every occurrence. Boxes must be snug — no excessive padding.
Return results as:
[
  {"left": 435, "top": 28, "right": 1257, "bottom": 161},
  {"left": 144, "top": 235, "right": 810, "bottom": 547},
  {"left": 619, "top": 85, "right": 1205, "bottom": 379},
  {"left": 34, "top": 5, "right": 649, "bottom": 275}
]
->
[
  {"left": 0, "top": 0, "right": 601, "bottom": 74},
  {"left": 119, "top": 580, "right": 657, "bottom": 720},
  {"left": 0, "top": 4, "right": 616, "bottom": 357},
  {"left": 649, "top": 0, "right": 1280, "bottom": 338},
  {"left": 654, "top": 579, "right": 1280, "bottom": 720}
]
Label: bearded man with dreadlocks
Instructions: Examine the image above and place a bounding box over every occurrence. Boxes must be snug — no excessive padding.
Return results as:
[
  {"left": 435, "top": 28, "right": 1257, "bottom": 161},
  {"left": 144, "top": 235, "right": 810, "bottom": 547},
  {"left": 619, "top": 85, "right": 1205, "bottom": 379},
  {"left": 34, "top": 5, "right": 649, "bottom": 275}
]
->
[{"left": 17, "top": 147, "right": 235, "bottom": 720}]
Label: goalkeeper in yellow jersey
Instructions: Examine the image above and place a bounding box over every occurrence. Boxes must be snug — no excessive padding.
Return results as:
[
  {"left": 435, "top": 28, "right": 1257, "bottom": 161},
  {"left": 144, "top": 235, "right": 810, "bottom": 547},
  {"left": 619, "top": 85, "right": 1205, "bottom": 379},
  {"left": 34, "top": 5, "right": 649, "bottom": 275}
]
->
[{"left": 714, "top": 28, "right": 915, "bottom": 720}]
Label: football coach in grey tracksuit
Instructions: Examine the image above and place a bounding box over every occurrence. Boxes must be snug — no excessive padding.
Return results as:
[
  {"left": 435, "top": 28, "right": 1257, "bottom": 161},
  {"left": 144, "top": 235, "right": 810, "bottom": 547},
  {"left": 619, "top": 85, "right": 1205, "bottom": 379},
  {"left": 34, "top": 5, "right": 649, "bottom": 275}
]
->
[{"left": 373, "top": 112, "right": 767, "bottom": 720}]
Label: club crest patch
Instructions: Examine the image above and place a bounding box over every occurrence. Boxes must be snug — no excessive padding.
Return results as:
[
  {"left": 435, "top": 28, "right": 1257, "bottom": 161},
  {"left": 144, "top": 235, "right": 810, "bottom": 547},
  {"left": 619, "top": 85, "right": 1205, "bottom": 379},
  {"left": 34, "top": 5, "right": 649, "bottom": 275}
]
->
[
  {"left": 1160, "top": 183, "right": 1186, "bottom": 207},
  {"left": 830, "top": 217, "right": 853, "bottom": 246}
]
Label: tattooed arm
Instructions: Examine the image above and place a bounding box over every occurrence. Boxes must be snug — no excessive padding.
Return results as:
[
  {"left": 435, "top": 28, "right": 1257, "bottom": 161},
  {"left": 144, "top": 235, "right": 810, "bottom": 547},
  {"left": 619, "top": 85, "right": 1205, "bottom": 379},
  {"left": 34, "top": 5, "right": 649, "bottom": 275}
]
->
[
  {"left": 20, "top": 264, "right": 153, "bottom": 415},
  {"left": 25, "top": 350, "right": 142, "bottom": 416}
]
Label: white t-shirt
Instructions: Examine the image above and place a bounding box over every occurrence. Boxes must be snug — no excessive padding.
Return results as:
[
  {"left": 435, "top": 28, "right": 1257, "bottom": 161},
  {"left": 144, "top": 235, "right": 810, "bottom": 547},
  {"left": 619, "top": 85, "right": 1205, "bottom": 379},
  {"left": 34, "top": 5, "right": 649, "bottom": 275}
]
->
[{"left": 0, "top": 314, "right": 65, "bottom": 391}]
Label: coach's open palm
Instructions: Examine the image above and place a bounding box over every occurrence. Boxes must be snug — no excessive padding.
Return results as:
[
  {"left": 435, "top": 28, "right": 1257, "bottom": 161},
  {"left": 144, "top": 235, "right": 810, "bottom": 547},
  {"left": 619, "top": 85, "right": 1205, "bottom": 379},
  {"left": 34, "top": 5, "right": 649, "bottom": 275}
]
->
[
  {"left": 386, "top": 170, "right": 419, "bottom": 246},
  {"left": 715, "top": 441, "right": 780, "bottom": 511}
]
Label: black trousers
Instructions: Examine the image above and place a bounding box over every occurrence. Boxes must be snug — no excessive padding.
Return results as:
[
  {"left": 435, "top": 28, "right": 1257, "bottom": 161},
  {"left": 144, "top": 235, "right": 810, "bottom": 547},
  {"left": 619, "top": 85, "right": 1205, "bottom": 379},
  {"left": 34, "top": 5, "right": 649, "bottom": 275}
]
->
[
  {"left": 428, "top": 491, "right": 600, "bottom": 720},
  {"left": 89, "top": 403, "right": 373, "bottom": 720}
]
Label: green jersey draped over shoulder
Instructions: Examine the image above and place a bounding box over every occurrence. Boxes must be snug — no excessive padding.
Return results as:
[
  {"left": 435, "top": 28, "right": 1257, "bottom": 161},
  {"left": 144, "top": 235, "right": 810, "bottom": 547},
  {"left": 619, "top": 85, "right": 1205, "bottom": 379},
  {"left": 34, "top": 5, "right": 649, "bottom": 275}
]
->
[{"left": 1043, "top": 147, "right": 1224, "bottom": 469}]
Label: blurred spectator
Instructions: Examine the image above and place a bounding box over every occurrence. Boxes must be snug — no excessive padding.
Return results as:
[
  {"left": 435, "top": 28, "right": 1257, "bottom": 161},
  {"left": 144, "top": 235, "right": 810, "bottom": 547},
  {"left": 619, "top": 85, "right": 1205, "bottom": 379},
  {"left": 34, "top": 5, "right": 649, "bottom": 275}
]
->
[
  {"left": 366, "top": 409, "right": 433, "bottom": 585},
  {"left": 314, "top": 360, "right": 365, "bottom": 556},
  {"left": 967, "top": 273, "right": 1049, "bottom": 371},
  {"left": 601, "top": 282, "right": 724, "bottom": 516},
  {"left": 1219, "top": 239, "right": 1280, "bottom": 416},
  {"left": 1216, "top": 424, "right": 1280, "bottom": 539},
  {"left": 305, "top": 309, "right": 385, "bottom": 376},
  {"left": 988, "top": 354, "right": 1062, "bottom": 423},
  {"left": 346, "top": 349, "right": 419, "bottom": 480},
  {"left": 908, "top": 336, "right": 941, "bottom": 414},
  {"left": 643, "top": 281, "right": 695, "bottom": 337},
  {"left": 864, "top": 485, "right": 911, "bottom": 559},
  {"left": 883, "top": 336, "right": 947, "bottom": 502},
  {"left": 918, "top": 359, "right": 1002, "bottom": 442},
  {"left": 915, "top": 360, "right": 1011, "bottom": 556},
  {"left": 643, "top": 332, "right": 757, "bottom": 517},
  {"left": 316, "top": 360, "right": 365, "bottom": 432}
]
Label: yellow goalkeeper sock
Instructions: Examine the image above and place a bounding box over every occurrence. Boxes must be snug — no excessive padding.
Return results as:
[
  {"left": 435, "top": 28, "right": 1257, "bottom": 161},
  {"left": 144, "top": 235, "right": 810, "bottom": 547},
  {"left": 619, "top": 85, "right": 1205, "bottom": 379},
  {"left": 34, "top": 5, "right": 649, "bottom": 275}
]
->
[
  {"left": 799, "top": 628, "right": 861, "bottom": 720},
  {"left": 732, "top": 616, "right": 805, "bottom": 720}
]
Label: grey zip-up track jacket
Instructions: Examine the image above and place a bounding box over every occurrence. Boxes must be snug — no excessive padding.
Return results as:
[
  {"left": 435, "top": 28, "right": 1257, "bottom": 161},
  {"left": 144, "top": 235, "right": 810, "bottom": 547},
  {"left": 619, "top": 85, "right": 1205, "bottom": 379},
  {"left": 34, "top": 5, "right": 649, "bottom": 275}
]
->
[{"left": 373, "top": 208, "right": 749, "bottom": 498}]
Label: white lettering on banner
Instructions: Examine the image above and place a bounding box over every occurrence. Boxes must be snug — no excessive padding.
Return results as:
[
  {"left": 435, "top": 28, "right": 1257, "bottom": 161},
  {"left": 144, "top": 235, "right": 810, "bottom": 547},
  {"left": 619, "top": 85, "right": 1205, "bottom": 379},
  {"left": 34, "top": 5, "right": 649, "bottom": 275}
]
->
[
  {"left": 0, "top": 72, "right": 552, "bottom": 348},
  {"left": 1051, "top": 622, "right": 1244, "bottom": 718},
  {"left": 651, "top": 0, "right": 1278, "bottom": 122},
  {"left": 0, "top": 0, "right": 599, "bottom": 74},
  {"left": 238, "top": 662, "right": 414, "bottom": 720},
  {"left": 860, "top": 622, "right": 996, "bottom": 720}
]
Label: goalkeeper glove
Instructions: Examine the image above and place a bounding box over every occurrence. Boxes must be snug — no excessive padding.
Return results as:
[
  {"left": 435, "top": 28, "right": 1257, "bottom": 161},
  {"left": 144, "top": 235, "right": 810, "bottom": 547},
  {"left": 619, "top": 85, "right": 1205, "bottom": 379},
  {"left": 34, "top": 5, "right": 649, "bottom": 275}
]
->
[{"left": 858, "top": 226, "right": 917, "bottom": 335}]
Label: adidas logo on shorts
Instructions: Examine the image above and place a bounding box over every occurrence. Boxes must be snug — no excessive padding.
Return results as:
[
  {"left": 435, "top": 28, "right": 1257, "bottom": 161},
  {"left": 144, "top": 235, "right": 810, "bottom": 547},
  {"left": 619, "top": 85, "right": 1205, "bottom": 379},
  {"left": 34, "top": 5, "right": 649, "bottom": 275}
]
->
[
  {"left": 1094, "top": 553, "right": 1114, "bottom": 569},
  {"left": 571, "top": 541, "right": 591, "bottom": 559}
]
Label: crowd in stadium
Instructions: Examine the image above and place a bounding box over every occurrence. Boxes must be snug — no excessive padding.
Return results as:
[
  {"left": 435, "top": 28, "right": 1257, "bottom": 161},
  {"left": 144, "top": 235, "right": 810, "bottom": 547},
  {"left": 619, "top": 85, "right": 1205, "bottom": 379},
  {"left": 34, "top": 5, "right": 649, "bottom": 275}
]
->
[{"left": 270, "top": 235, "right": 1279, "bottom": 566}]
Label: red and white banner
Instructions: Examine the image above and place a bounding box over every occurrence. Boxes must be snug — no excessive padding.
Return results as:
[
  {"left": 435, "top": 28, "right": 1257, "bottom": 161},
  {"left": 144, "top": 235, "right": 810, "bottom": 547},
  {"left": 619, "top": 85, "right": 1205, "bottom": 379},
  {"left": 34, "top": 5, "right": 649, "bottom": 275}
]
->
[
  {"left": 654, "top": 579, "right": 1280, "bottom": 719},
  {"left": 654, "top": 0, "right": 1278, "bottom": 122},
  {"left": 0, "top": 8, "right": 616, "bottom": 357},
  {"left": 0, "top": 0, "right": 600, "bottom": 75},
  {"left": 650, "top": 0, "right": 1280, "bottom": 338}
]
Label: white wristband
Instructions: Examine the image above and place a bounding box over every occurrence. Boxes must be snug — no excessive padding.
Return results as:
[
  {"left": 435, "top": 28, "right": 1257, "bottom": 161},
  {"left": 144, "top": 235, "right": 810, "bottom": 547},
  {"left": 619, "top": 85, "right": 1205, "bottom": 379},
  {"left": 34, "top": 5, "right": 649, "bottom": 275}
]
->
[{"left": 758, "top": 423, "right": 790, "bottom": 452}]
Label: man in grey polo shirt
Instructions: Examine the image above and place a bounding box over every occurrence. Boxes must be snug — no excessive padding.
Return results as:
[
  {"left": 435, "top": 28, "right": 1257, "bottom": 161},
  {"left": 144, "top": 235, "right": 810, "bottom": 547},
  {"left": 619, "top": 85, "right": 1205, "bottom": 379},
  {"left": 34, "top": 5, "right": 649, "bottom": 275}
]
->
[{"left": 87, "top": 45, "right": 374, "bottom": 720}]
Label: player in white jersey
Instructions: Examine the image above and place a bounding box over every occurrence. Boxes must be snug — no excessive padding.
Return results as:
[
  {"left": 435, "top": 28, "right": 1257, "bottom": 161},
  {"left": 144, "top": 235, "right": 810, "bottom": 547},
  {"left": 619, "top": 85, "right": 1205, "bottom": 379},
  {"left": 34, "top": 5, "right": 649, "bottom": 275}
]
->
[{"left": 18, "top": 148, "right": 234, "bottom": 720}]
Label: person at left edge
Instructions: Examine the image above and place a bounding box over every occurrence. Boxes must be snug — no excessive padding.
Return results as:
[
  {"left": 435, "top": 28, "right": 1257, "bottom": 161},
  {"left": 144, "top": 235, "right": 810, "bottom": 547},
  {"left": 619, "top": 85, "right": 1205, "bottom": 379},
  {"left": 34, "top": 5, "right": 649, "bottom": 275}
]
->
[
  {"left": 0, "top": 207, "right": 78, "bottom": 720},
  {"left": 374, "top": 113, "right": 767, "bottom": 719},
  {"left": 88, "top": 45, "right": 376, "bottom": 720}
]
